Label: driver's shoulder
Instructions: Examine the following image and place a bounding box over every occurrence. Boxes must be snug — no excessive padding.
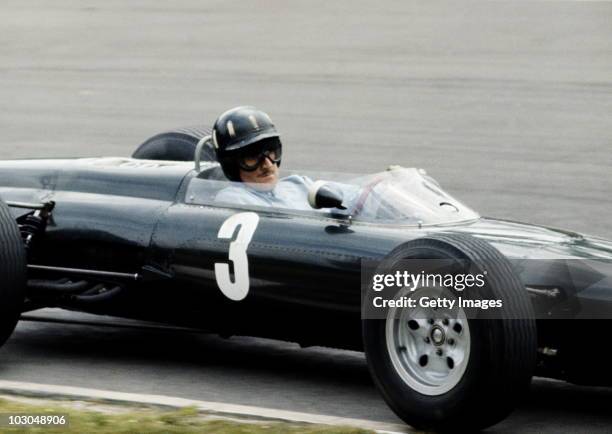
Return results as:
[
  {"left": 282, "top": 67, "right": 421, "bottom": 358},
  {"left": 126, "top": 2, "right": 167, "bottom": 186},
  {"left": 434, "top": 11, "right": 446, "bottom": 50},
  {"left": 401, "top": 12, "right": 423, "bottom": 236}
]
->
[
  {"left": 215, "top": 184, "right": 258, "bottom": 205},
  {"left": 279, "top": 174, "right": 313, "bottom": 188}
]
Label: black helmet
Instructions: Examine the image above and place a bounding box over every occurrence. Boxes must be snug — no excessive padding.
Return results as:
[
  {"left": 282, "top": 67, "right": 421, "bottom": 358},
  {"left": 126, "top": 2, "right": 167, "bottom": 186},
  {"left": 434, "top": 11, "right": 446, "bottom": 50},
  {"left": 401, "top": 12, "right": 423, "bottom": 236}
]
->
[{"left": 212, "top": 106, "right": 282, "bottom": 181}]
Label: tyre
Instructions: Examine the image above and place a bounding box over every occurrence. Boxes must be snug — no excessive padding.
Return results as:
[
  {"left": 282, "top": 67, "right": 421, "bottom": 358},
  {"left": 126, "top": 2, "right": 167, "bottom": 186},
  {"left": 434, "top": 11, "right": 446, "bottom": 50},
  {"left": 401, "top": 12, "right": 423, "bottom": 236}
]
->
[
  {"left": 363, "top": 233, "right": 536, "bottom": 432},
  {"left": 131, "top": 126, "right": 216, "bottom": 162},
  {"left": 0, "top": 199, "right": 26, "bottom": 349}
]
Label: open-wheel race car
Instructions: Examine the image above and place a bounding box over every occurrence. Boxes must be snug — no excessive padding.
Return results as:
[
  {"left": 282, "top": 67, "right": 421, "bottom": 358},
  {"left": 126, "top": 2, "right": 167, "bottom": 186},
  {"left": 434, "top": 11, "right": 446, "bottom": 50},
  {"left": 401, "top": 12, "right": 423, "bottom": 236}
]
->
[{"left": 1, "top": 126, "right": 611, "bottom": 432}]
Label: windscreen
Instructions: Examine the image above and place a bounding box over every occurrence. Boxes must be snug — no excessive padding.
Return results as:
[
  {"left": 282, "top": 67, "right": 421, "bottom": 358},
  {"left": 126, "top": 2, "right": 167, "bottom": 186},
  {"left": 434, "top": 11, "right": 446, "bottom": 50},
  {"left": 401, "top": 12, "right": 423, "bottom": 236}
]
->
[{"left": 333, "top": 168, "right": 479, "bottom": 225}]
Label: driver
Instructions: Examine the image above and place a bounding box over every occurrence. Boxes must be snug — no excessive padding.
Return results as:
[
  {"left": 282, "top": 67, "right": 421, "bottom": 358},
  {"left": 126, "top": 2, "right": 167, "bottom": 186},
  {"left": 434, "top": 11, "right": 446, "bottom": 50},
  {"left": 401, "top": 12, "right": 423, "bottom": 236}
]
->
[{"left": 213, "top": 106, "right": 314, "bottom": 210}]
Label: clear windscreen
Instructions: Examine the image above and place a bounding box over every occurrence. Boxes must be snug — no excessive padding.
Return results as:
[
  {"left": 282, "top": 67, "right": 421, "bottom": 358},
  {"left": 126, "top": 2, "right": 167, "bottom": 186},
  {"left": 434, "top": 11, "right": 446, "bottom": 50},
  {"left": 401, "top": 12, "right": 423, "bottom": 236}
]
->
[{"left": 329, "top": 168, "right": 479, "bottom": 225}]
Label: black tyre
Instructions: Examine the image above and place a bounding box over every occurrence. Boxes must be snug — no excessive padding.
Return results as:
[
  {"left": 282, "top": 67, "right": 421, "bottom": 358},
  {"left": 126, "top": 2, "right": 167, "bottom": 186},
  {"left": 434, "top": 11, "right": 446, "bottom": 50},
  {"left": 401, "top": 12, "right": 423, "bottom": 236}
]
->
[
  {"left": 132, "top": 126, "right": 216, "bottom": 162},
  {"left": 0, "top": 199, "right": 26, "bottom": 349},
  {"left": 363, "top": 233, "right": 536, "bottom": 432}
]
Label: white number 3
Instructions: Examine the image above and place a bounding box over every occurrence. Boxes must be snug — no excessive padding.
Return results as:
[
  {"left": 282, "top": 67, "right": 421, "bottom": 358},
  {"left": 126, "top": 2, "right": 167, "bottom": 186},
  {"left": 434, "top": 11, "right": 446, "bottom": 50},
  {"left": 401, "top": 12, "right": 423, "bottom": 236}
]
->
[{"left": 215, "top": 212, "right": 260, "bottom": 301}]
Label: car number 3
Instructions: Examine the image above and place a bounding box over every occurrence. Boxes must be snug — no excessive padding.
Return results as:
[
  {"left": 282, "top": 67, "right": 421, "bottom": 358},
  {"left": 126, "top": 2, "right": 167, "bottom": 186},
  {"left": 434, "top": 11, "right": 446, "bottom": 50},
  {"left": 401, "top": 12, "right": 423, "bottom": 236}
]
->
[{"left": 215, "top": 212, "right": 260, "bottom": 301}]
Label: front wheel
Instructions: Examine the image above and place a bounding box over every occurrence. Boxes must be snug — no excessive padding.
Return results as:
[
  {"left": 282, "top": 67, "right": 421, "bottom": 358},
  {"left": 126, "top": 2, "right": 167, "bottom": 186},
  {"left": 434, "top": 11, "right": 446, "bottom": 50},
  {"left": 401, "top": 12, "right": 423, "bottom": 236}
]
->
[
  {"left": 0, "top": 199, "right": 26, "bottom": 349},
  {"left": 363, "top": 234, "right": 536, "bottom": 432}
]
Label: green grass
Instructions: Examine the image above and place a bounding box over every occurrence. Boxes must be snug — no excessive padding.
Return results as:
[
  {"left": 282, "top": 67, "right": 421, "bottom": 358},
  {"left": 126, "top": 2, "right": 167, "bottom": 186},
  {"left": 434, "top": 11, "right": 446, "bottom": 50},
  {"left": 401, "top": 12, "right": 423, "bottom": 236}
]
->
[{"left": 0, "top": 397, "right": 373, "bottom": 434}]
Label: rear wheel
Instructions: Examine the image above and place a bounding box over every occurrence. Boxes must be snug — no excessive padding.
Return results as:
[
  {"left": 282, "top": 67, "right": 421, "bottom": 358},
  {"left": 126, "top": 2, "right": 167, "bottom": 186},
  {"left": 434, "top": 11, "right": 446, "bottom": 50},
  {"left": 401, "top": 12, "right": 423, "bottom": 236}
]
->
[
  {"left": 132, "top": 126, "right": 216, "bottom": 162},
  {"left": 363, "top": 233, "right": 536, "bottom": 431},
  {"left": 0, "top": 199, "right": 26, "bottom": 349}
]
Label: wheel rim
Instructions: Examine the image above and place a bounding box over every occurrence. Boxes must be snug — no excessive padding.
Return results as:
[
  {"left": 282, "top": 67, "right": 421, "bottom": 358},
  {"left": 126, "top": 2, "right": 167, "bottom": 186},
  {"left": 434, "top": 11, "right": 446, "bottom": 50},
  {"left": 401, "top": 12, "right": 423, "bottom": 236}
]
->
[{"left": 385, "top": 286, "right": 471, "bottom": 396}]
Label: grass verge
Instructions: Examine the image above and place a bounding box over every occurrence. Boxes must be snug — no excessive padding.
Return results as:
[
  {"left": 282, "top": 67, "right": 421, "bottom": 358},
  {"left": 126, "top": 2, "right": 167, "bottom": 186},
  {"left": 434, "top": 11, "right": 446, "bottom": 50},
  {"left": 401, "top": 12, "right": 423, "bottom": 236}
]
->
[{"left": 0, "top": 396, "right": 374, "bottom": 433}]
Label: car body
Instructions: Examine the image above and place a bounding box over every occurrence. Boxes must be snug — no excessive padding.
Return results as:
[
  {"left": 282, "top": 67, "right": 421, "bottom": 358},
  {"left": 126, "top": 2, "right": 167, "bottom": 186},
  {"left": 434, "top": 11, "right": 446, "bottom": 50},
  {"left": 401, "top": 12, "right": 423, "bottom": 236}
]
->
[{"left": 0, "top": 129, "right": 611, "bottom": 430}]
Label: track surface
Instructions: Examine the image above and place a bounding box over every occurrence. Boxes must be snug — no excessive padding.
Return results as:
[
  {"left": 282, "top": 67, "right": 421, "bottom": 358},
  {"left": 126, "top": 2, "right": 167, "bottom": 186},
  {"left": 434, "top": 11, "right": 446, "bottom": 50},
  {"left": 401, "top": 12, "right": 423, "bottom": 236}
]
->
[
  {"left": 4, "top": 311, "right": 612, "bottom": 433},
  {"left": 1, "top": 1, "right": 612, "bottom": 432}
]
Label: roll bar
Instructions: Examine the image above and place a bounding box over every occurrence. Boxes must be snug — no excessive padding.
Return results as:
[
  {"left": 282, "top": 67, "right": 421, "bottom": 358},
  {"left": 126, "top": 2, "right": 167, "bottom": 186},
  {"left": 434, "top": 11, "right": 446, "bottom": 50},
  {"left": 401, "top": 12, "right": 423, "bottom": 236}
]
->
[{"left": 194, "top": 134, "right": 212, "bottom": 173}]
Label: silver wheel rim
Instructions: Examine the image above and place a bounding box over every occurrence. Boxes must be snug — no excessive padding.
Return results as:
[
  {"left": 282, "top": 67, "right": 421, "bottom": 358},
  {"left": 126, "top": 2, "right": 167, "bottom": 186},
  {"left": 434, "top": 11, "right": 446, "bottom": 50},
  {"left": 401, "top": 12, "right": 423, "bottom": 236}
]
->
[{"left": 385, "top": 286, "right": 471, "bottom": 396}]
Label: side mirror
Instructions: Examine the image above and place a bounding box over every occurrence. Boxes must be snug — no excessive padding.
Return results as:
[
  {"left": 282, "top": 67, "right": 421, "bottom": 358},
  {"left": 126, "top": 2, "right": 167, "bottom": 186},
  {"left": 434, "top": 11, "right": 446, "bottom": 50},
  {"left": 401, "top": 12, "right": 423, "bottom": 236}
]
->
[{"left": 308, "top": 181, "right": 346, "bottom": 210}]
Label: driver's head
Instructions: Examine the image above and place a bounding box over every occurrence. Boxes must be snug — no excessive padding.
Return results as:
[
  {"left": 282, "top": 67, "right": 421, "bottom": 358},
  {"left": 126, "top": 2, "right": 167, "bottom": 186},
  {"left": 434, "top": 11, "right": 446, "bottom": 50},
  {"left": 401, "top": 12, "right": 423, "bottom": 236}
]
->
[{"left": 213, "top": 106, "right": 282, "bottom": 188}]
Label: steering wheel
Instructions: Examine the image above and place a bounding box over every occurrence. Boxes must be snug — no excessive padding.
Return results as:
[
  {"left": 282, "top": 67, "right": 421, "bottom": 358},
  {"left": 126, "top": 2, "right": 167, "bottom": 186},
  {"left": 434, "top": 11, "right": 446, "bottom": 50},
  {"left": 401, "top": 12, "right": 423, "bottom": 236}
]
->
[{"left": 349, "top": 176, "right": 385, "bottom": 217}]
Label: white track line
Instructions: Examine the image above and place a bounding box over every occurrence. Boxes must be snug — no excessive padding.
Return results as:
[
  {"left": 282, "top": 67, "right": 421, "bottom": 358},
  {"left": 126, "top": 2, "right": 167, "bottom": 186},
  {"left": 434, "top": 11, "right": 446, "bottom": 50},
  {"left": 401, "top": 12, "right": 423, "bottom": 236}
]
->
[{"left": 0, "top": 380, "right": 412, "bottom": 433}]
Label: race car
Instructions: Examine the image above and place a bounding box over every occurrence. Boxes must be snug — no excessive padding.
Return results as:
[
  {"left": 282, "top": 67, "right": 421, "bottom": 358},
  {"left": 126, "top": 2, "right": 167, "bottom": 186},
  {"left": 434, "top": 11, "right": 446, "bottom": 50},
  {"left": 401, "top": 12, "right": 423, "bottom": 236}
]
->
[{"left": 0, "top": 126, "right": 611, "bottom": 432}]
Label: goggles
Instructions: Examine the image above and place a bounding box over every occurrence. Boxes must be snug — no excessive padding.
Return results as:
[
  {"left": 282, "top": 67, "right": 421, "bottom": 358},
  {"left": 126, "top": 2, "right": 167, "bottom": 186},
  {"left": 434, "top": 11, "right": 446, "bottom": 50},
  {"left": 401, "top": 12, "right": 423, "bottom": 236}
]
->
[{"left": 237, "top": 143, "right": 282, "bottom": 171}]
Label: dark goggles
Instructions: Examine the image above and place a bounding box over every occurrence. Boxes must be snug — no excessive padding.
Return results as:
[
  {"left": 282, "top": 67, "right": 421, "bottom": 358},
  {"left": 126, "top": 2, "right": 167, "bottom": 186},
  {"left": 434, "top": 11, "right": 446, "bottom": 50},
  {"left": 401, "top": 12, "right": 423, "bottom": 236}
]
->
[{"left": 237, "top": 143, "right": 282, "bottom": 171}]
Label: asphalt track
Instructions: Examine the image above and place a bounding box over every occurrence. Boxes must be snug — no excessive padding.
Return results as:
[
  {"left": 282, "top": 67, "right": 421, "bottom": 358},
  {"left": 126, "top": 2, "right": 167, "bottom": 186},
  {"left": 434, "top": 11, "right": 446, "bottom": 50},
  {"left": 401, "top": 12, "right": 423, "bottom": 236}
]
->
[{"left": 1, "top": 1, "right": 612, "bottom": 432}]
